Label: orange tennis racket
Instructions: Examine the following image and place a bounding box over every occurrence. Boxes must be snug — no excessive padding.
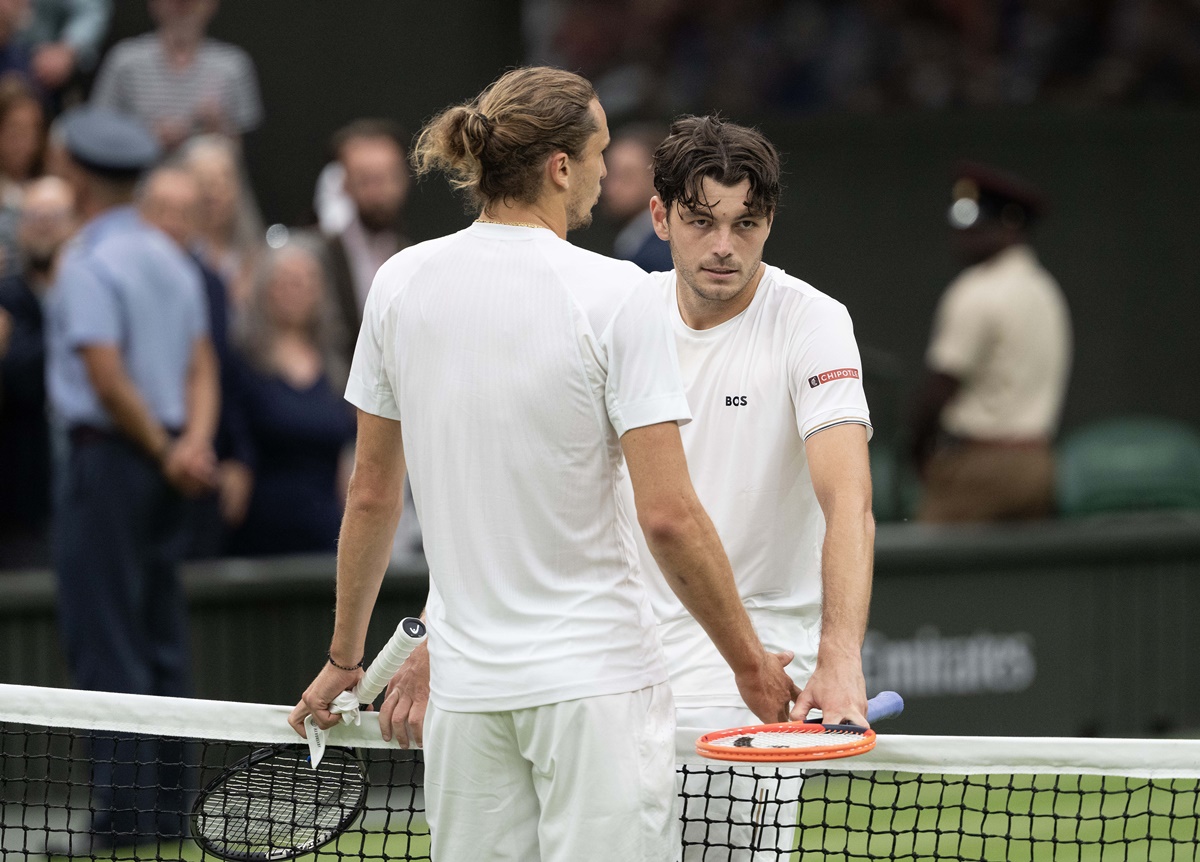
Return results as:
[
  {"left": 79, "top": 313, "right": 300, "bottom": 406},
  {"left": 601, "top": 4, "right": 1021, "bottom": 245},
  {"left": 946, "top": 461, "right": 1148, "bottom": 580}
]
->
[{"left": 696, "top": 690, "right": 903, "bottom": 763}]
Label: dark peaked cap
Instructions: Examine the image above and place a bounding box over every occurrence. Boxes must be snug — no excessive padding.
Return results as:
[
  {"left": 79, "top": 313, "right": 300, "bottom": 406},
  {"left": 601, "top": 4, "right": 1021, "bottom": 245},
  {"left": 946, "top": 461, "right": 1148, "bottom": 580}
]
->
[
  {"left": 950, "top": 161, "right": 1047, "bottom": 228},
  {"left": 62, "top": 106, "right": 162, "bottom": 177}
]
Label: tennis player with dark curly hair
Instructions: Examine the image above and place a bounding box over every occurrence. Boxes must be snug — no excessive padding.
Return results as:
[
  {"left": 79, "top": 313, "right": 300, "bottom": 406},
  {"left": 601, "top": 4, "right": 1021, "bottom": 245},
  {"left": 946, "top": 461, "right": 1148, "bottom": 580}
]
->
[{"left": 644, "top": 114, "right": 876, "bottom": 859}]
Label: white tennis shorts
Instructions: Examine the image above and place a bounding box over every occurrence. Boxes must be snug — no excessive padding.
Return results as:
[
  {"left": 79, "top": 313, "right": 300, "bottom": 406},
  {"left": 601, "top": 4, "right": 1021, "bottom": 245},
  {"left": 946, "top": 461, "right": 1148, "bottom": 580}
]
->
[
  {"left": 424, "top": 683, "right": 678, "bottom": 862},
  {"left": 677, "top": 705, "right": 803, "bottom": 861}
]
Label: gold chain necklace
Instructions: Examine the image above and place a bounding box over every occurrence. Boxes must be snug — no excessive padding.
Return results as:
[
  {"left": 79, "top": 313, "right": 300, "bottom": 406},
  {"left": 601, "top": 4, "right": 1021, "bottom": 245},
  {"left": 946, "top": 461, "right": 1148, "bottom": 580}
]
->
[{"left": 475, "top": 219, "right": 547, "bottom": 230}]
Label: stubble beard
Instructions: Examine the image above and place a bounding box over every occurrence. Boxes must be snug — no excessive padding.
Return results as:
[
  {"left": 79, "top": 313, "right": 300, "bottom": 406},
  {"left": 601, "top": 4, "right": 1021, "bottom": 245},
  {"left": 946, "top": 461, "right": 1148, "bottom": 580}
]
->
[
  {"left": 566, "top": 193, "right": 598, "bottom": 231},
  {"left": 567, "top": 207, "right": 594, "bottom": 231},
  {"left": 674, "top": 249, "right": 762, "bottom": 307}
]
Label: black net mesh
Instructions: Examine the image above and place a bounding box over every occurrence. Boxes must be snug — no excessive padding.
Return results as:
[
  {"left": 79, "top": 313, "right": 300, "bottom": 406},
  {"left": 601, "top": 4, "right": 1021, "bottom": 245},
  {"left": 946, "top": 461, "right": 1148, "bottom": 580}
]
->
[
  {"left": 0, "top": 723, "right": 428, "bottom": 860},
  {"left": 677, "top": 763, "right": 1200, "bottom": 861},
  {"left": 2, "top": 709, "right": 1198, "bottom": 861}
]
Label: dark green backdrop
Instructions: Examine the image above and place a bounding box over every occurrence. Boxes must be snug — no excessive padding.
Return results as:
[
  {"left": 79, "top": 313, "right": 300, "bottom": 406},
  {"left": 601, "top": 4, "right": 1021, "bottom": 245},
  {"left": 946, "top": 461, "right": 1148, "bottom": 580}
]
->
[
  {"left": 7, "top": 513, "right": 1200, "bottom": 736},
  {"left": 106, "top": 2, "right": 1200, "bottom": 440}
]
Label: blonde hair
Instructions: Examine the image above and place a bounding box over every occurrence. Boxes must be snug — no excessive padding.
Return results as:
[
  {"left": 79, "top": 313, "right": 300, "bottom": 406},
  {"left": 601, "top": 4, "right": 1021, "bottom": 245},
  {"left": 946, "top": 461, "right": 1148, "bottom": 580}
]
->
[{"left": 412, "top": 66, "right": 597, "bottom": 211}]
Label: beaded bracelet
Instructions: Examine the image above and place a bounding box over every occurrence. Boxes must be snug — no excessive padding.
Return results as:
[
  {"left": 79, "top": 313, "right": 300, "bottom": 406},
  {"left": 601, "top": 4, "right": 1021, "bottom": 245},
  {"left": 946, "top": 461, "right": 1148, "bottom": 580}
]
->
[{"left": 326, "top": 652, "right": 364, "bottom": 671}]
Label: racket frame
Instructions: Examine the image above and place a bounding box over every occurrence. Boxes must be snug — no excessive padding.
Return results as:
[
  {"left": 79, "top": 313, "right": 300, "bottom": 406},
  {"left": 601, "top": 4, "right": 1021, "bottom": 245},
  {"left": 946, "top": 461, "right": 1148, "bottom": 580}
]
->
[
  {"left": 696, "top": 721, "right": 876, "bottom": 763},
  {"left": 694, "top": 689, "right": 904, "bottom": 764}
]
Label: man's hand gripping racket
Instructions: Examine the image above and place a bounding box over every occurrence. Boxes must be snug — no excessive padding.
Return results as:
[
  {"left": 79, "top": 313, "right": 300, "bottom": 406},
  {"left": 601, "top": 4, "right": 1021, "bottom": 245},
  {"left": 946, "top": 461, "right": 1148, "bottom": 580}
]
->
[
  {"left": 190, "top": 618, "right": 428, "bottom": 861},
  {"left": 304, "top": 617, "right": 427, "bottom": 767},
  {"left": 697, "top": 690, "right": 904, "bottom": 763}
]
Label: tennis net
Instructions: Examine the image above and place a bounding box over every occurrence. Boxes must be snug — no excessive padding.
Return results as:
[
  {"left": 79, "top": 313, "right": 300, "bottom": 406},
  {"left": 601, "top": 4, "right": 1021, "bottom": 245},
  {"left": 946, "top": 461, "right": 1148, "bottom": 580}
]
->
[{"left": 2, "top": 683, "right": 1199, "bottom": 861}]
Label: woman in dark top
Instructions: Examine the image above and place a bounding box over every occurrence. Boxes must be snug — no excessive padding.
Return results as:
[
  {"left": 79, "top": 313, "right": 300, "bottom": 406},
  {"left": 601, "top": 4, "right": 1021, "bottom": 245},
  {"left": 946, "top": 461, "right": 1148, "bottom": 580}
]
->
[{"left": 225, "top": 239, "right": 355, "bottom": 556}]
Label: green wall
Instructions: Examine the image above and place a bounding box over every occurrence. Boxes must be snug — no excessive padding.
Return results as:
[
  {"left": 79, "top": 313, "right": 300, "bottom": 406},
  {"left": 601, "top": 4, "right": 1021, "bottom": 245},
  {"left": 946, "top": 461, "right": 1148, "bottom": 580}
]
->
[{"left": 7, "top": 514, "right": 1200, "bottom": 736}]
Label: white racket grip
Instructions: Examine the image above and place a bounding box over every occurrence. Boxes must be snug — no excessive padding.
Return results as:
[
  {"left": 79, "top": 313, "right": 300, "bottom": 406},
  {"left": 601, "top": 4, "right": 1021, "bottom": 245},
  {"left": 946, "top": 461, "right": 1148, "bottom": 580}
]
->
[
  {"left": 353, "top": 617, "right": 428, "bottom": 704},
  {"left": 866, "top": 690, "right": 904, "bottom": 723}
]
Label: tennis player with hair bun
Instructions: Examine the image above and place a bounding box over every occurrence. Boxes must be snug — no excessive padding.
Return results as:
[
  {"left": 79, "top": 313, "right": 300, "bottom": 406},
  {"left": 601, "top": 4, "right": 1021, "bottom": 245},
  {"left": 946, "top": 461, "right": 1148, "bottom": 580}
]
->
[
  {"left": 288, "top": 68, "right": 798, "bottom": 862},
  {"left": 644, "top": 114, "right": 876, "bottom": 858}
]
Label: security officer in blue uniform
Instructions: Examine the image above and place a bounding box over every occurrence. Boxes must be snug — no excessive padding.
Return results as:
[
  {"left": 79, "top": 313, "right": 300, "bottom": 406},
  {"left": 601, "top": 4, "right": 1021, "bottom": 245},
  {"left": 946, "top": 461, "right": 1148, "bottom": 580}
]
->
[{"left": 45, "top": 105, "right": 220, "bottom": 853}]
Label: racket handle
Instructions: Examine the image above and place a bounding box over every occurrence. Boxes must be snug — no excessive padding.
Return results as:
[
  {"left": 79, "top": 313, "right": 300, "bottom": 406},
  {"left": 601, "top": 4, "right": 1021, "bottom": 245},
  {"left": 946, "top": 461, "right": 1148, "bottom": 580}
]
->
[
  {"left": 353, "top": 617, "right": 427, "bottom": 704},
  {"left": 866, "top": 690, "right": 905, "bottom": 723}
]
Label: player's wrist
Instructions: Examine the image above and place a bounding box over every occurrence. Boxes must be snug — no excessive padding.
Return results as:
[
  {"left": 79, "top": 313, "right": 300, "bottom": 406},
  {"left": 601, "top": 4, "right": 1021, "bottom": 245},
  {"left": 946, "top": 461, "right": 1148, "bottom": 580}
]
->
[
  {"left": 326, "top": 652, "right": 364, "bottom": 672},
  {"left": 728, "top": 645, "right": 773, "bottom": 678},
  {"left": 815, "top": 643, "right": 864, "bottom": 667}
]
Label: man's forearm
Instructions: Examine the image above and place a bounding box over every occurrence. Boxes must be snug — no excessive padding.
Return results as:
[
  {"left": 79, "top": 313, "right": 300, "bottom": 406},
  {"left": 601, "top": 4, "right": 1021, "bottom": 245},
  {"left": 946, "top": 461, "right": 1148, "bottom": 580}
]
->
[
  {"left": 329, "top": 477, "right": 405, "bottom": 665},
  {"left": 643, "top": 496, "right": 763, "bottom": 675},
  {"left": 816, "top": 504, "right": 874, "bottom": 664},
  {"left": 624, "top": 421, "right": 767, "bottom": 676}
]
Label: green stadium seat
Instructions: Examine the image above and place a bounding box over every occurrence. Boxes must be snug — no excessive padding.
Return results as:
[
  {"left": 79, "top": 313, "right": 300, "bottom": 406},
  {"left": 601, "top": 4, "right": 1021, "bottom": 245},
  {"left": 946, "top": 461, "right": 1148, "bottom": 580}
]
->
[{"left": 1056, "top": 417, "right": 1200, "bottom": 516}]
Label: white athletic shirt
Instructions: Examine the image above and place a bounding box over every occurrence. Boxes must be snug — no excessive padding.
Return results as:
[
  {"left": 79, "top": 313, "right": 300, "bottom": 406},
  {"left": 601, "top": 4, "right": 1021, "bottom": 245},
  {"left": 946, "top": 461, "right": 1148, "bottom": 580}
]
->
[
  {"left": 345, "top": 222, "right": 691, "bottom": 713},
  {"left": 633, "top": 264, "right": 872, "bottom": 708}
]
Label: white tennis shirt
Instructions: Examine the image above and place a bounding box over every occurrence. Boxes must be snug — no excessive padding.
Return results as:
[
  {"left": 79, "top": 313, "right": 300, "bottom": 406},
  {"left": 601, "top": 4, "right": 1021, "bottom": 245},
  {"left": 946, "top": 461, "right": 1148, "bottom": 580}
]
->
[
  {"left": 633, "top": 265, "right": 872, "bottom": 708},
  {"left": 345, "top": 222, "right": 690, "bottom": 712}
]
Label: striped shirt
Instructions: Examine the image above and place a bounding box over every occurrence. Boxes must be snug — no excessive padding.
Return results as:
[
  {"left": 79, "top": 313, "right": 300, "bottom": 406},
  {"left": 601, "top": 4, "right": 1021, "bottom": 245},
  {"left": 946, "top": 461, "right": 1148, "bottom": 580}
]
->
[{"left": 91, "top": 34, "right": 262, "bottom": 136}]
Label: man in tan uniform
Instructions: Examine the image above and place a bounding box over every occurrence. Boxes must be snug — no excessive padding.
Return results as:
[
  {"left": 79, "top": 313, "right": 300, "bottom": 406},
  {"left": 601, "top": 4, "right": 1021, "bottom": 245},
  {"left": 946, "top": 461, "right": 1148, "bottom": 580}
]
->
[{"left": 910, "top": 162, "right": 1072, "bottom": 522}]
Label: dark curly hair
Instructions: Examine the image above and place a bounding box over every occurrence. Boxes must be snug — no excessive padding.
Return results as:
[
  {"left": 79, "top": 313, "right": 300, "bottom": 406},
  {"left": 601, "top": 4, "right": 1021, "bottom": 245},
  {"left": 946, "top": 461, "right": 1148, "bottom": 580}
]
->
[{"left": 652, "top": 115, "right": 781, "bottom": 218}]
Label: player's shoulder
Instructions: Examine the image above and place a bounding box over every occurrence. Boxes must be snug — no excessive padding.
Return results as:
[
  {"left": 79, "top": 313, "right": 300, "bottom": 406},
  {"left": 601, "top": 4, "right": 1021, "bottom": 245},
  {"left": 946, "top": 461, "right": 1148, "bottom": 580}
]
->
[
  {"left": 545, "top": 241, "right": 648, "bottom": 288},
  {"left": 375, "top": 232, "right": 461, "bottom": 282},
  {"left": 540, "top": 242, "right": 659, "bottom": 327},
  {"left": 368, "top": 231, "right": 480, "bottom": 315},
  {"left": 760, "top": 263, "right": 853, "bottom": 324}
]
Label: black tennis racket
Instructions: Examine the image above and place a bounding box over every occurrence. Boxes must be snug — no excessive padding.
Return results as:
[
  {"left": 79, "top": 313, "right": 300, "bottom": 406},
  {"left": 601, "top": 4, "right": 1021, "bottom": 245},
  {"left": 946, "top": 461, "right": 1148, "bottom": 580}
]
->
[{"left": 190, "top": 617, "right": 427, "bottom": 861}]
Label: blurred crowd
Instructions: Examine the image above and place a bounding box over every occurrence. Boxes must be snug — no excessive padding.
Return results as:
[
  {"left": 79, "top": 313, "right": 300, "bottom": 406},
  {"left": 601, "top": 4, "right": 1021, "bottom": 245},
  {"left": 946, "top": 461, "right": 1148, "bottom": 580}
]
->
[
  {"left": 525, "top": 0, "right": 1200, "bottom": 117},
  {"left": 0, "top": 0, "right": 419, "bottom": 570},
  {"left": 2, "top": 0, "right": 1199, "bottom": 571}
]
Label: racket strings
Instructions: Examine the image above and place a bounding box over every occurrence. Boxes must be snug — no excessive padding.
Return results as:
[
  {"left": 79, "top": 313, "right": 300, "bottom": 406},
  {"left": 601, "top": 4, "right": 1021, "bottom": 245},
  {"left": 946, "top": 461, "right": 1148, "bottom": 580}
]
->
[
  {"left": 194, "top": 747, "right": 365, "bottom": 853},
  {"left": 711, "top": 726, "right": 871, "bottom": 750}
]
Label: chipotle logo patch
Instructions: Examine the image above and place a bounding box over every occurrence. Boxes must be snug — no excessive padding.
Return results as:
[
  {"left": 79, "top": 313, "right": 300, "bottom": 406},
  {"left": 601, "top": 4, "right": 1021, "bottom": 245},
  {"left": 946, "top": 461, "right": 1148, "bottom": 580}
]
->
[{"left": 808, "top": 368, "right": 860, "bottom": 388}]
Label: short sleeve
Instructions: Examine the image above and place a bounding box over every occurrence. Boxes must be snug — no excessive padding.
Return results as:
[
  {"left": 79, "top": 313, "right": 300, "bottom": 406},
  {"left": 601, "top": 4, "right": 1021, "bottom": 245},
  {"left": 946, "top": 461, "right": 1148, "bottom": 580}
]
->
[
  {"left": 791, "top": 300, "right": 872, "bottom": 441},
  {"left": 600, "top": 277, "right": 691, "bottom": 437},
  {"left": 926, "top": 279, "right": 993, "bottom": 379},
  {"left": 60, "top": 257, "right": 122, "bottom": 349},
  {"left": 345, "top": 266, "right": 400, "bottom": 420}
]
